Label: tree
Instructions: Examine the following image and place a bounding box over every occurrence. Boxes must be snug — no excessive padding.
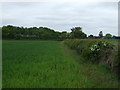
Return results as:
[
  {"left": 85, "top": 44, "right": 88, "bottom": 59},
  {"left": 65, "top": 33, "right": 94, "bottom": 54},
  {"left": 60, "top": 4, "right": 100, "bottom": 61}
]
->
[
  {"left": 15, "top": 34, "right": 22, "bottom": 40},
  {"left": 2, "top": 25, "right": 88, "bottom": 40},
  {"left": 104, "top": 33, "right": 112, "bottom": 39},
  {"left": 88, "top": 35, "right": 94, "bottom": 38},
  {"left": 99, "top": 31, "right": 103, "bottom": 38},
  {"left": 2, "top": 25, "right": 61, "bottom": 40},
  {"left": 59, "top": 31, "right": 67, "bottom": 40},
  {"left": 2, "top": 25, "right": 16, "bottom": 39},
  {"left": 71, "top": 27, "right": 87, "bottom": 39}
]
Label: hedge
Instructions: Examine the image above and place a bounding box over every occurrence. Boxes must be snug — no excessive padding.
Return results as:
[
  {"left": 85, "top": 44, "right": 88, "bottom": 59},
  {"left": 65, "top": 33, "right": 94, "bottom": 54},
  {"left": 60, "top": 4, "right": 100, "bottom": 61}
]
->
[{"left": 64, "top": 39, "right": 120, "bottom": 78}]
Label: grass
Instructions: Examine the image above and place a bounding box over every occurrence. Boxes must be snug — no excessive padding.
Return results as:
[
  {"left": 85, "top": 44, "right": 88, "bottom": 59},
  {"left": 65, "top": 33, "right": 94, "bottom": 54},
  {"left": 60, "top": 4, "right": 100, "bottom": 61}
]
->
[
  {"left": 2, "top": 40, "right": 119, "bottom": 88},
  {"left": 104, "top": 39, "right": 119, "bottom": 45}
]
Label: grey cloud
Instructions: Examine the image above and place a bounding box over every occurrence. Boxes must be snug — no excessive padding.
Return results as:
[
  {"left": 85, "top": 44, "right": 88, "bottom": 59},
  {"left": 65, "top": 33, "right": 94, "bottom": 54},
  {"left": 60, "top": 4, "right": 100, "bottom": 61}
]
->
[{"left": 1, "top": 1, "right": 118, "bottom": 36}]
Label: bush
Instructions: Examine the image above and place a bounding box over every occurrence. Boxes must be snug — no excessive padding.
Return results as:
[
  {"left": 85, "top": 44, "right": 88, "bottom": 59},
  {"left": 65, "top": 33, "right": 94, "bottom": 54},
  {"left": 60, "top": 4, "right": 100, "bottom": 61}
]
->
[
  {"left": 64, "top": 39, "right": 115, "bottom": 65},
  {"left": 15, "top": 34, "right": 22, "bottom": 40},
  {"left": 64, "top": 39, "right": 120, "bottom": 79}
]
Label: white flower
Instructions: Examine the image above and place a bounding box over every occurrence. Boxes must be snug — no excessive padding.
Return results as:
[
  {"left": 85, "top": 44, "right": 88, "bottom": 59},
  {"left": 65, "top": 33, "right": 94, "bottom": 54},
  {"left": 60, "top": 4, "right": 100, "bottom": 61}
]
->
[
  {"left": 94, "top": 45, "right": 97, "bottom": 48},
  {"left": 90, "top": 47, "right": 95, "bottom": 51},
  {"left": 97, "top": 48, "right": 100, "bottom": 51}
]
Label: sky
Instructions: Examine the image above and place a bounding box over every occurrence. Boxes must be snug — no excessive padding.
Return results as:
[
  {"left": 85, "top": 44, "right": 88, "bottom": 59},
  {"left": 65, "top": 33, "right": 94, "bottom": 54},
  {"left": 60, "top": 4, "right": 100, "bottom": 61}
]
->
[{"left": 0, "top": 1, "right": 118, "bottom": 36}]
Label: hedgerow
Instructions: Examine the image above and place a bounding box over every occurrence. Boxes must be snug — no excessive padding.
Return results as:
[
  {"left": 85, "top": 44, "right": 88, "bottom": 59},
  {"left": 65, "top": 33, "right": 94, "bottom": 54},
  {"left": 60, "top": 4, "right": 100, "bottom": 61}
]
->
[{"left": 64, "top": 39, "right": 119, "bottom": 70}]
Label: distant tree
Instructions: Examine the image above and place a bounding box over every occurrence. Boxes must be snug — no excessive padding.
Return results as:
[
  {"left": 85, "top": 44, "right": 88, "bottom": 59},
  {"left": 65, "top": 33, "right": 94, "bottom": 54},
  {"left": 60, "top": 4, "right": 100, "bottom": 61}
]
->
[
  {"left": 15, "top": 34, "right": 22, "bottom": 40},
  {"left": 2, "top": 25, "right": 16, "bottom": 39},
  {"left": 60, "top": 31, "right": 67, "bottom": 40},
  {"left": 2, "top": 25, "right": 87, "bottom": 40},
  {"left": 81, "top": 33, "right": 87, "bottom": 39},
  {"left": 104, "top": 33, "right": 112, "bottom": 39},
  {"left": 2, "top": 25, "right": 61, "bottom": 40},
  {"left": 71, "top": 27, "right": 87, "bottom": 39},
  {"left": 99, "top": 31, "right": 103, "bottom": 38},
  {"left": 113, "top": 35, "right": 117, "bottom": 39},
  {"left": 88, "top": 35, "right": 94, "bottom": 38}
]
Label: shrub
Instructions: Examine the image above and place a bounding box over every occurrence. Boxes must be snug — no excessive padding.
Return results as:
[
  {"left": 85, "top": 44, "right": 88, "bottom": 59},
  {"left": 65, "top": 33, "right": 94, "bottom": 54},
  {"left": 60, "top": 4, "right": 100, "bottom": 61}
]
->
[
  {"left": 64, "top": 39, "right": 115, "bottom": 66},
  {"left": 64, "top": 39, "right": 120, "bottom": 79}
]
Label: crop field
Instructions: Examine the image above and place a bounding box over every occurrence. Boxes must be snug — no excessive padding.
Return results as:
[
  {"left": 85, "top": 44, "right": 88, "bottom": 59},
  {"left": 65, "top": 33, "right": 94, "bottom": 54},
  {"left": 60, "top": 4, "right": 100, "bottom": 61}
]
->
[
  {"left": 2, "top": 40, "right": 119, "bottom": 88},
  {"left": 105, "top": 39, "right": 119, "bottom": 45}
]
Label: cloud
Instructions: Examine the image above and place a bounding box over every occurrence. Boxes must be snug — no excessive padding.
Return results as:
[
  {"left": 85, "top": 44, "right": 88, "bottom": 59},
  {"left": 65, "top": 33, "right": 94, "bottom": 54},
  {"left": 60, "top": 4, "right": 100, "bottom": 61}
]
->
[{"left": 1, "top": 1, "right": 118, "bottom": 36}]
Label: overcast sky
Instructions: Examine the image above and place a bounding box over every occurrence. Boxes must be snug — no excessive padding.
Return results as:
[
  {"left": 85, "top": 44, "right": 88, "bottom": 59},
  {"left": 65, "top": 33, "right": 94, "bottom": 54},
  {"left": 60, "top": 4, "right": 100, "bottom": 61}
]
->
[{"left": 1, "top": 1, "right": 118, "bottom": 36}]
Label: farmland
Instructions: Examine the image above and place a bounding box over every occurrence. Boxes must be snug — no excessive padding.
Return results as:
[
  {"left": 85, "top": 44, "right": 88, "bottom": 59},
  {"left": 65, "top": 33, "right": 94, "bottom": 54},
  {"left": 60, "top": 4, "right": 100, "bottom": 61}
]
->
[{"left": 2, "top": 40, "right": 119, "bottom": 88}]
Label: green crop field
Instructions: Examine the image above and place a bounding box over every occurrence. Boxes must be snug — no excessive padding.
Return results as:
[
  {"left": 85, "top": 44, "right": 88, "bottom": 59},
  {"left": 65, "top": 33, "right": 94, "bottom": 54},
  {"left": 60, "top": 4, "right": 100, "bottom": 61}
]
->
[
  {"left": 105, "top": 39, "right": 119, "bottom": 45},
  {"left": 2, "top": 40, "right": 119, "bottom": 88}
]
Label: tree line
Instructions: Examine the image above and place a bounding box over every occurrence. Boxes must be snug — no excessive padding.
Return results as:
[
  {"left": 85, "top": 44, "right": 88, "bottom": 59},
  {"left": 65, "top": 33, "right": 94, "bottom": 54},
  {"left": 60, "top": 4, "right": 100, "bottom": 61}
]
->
[
  {"left": 88, "top": 31, "right": 120, "bottom": 39},
  {"left": 2, "top": 25, "right": 87, "bottom": 40},
  {"left": 1, "top": 25, "right": 119, "bottom": 40}
]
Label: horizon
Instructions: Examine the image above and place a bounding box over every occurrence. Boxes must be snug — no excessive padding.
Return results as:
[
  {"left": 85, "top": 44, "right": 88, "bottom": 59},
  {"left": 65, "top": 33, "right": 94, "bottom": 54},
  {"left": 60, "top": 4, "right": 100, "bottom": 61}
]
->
[{"left": 1, "top": 24, "right": 119, "bottom": 37}]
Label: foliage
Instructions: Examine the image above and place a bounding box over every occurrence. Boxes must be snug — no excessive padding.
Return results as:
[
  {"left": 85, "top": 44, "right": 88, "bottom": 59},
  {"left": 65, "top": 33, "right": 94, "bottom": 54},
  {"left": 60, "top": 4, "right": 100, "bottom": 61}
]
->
[
  {"left": 71, "top": 27, "right": 87, "bottom": 39},
  {"left": 59, "top": 31, "right": 68, "bottom": 40},
  {"left": 64, "top": 39, "right": 120, "bottom": 80},
  {"left": 2, "top": 25, "right": 120, "bottom": 40},
  {"left": 64, "top": 39, "right": 117, "bottom": 67},
  {"left": 2, "top": 25, "right": 66, "bottom": 40},
  {"left": 88, "top": 35, "right": 94, "bottom": 39},
  {"left": 104, "top": 33, "right": 112, "bottom": 39},
  {"left": 2, "top": 25, "right": 88, "bottom": 40},
  {"left": 113, "top": 45, "right": 120, "bottom": 67}
]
